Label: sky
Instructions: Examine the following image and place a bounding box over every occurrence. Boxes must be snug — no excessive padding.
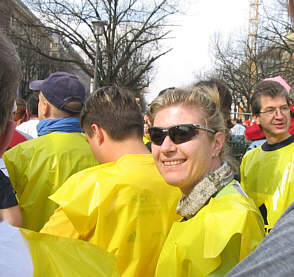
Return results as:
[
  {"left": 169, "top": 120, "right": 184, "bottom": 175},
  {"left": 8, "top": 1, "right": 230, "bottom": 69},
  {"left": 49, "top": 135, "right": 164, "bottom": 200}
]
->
[{"left": 144, "top": 0, "right": 250, "bottom": 103}]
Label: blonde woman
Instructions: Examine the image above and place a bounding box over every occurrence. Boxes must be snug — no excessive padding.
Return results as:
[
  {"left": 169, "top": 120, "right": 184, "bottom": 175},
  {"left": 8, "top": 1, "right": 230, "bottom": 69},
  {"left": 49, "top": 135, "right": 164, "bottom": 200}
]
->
[{"left": 149, "top": 87, "right": 264, "bottom": 276}]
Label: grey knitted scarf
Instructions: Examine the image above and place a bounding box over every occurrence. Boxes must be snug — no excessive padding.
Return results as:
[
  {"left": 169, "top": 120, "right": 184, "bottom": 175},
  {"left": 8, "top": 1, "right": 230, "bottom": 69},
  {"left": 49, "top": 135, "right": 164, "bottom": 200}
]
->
[{"left": 177, "top": 163, "right": 234, "bottom": 219}]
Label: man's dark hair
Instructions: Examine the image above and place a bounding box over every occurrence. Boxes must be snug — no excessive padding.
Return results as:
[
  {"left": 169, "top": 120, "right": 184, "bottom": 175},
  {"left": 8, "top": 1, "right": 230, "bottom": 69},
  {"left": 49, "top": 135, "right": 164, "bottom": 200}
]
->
[
  {"left": 194, "top": 78, "right": 232, "bottom": 128},
  {"left": 81, "top": 86, "right": 144, "bottom": 140},
  {"left": 158, "top": 87, "right": 176, "bottom": 97},
  {"left": 195, "top": 79, "right": 232, "bottom": 112},
  {"left": 0, "top": 32, "right": 21, "bottom": 134},
  {"left": 27, "top": 92, "right": 39, "bottom": 117},
  {"left": 251, "top": 80, "right": 290, "bottom": 115}
]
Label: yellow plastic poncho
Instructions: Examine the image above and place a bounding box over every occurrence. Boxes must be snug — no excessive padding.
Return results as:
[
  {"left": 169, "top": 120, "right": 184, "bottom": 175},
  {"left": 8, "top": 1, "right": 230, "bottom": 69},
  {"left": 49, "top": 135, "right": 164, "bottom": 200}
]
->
[
  {"left": 1, "top": 221, "right": 119, "bottom": 277},
  {"left": 42, "top": 154, "right": 181, "bottom": 277},
  {"left": 3, "top": 132, "right": 97, "bottom": 231},
  {"left": 241, "top": 141, "right": 294, "bottom": 231},
  {"left": 155, "top": 182, "right": 265, "bottom": 277},
  {"left": 143, "top": 134, "right": 150, "bottom": 144}
]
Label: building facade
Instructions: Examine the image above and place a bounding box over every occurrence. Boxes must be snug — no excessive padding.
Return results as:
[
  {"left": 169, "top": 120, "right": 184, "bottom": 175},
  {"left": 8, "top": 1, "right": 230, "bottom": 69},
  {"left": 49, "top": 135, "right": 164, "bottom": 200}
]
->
[{"left": 0, "top": 0, "right": 91, "bottom": 98}]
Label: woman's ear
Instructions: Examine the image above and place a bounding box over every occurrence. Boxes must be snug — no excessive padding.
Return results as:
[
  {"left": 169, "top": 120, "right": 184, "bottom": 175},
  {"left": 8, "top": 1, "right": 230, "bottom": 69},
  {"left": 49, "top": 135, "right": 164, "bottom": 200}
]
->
[{"left": 212, "top": 132, "right": 225, "bottom": 157}]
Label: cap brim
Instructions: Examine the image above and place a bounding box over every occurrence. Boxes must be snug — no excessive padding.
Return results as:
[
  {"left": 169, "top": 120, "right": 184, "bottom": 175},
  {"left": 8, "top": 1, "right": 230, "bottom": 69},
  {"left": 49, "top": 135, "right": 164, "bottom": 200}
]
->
[{"left": 29, "top": 80, "right": 43, "bottom": 90}]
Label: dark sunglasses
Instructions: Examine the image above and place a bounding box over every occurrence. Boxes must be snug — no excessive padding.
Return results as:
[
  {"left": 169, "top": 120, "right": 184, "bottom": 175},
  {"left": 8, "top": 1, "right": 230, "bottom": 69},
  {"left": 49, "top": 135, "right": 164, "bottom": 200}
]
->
[{"left": 148, "top": 124, "right": 216, "bottom": 146}]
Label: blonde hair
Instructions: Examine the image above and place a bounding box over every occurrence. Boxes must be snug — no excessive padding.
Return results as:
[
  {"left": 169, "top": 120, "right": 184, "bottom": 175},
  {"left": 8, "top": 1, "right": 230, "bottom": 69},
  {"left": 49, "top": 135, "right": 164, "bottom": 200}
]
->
[{"left": 149, "top": 86, "right": 238, "bottom": 174}]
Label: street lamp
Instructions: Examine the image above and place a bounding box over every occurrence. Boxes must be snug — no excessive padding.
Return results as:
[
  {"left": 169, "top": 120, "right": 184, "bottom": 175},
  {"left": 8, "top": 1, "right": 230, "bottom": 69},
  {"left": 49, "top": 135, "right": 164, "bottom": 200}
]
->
[{"left": 92, "top": 20, "right": 107, "bottom": 91}]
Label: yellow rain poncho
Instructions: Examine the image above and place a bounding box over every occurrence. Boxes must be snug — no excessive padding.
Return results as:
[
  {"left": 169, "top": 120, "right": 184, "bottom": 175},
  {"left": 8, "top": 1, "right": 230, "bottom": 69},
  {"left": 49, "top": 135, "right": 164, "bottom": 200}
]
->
[
  {"left": 241, "top": 140, "right": 294, "bottom": 231},
  {"left": 143, "top": 134, "right": 150, "bottom": 144},
  {"left": 42, "top": 154, "right": 181, "bottom": 277},
  {"left": 155, "top": 182, "right": 265, "bottom": 277},
  {"left": 0, "top": 221, "right": 119, "bottom": 277},
  {"left": 3, "top": 132, "right": 97, "bottom": 231}
]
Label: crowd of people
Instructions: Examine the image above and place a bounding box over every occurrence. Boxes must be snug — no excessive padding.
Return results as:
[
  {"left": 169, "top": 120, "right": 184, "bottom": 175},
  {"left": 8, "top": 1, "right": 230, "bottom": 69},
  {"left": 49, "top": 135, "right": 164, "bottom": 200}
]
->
[{"left": 1, "top": 28, "right": 294, "bottom": 277}]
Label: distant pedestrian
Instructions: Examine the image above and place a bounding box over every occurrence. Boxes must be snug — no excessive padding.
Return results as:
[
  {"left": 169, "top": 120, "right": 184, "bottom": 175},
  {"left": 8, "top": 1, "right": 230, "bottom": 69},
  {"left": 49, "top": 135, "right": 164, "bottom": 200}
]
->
[
  {"left": 13, "top": 98, "right": 28, "bottom": 126},
  {"left": 230, "top": 119, "right": 246, "bottom": 141},
  {"left": 16, "top": 91, "right": 39, "bottom": 138}
]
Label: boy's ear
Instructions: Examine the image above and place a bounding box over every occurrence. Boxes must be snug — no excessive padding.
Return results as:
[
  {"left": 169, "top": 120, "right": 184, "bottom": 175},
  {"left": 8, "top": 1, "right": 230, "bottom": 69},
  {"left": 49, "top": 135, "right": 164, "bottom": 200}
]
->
[{"left": 90, "top": 124, "right": 104, "bottom": 145}]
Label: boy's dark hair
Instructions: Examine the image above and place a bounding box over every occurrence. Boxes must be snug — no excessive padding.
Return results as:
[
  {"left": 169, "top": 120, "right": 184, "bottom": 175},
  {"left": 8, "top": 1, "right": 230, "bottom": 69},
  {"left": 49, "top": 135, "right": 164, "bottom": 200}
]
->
[
  {"left": 251, "top": 80, "right": 290, "bottom": 115},
  {"left": 0, "top": 32, "right": 21, "bottom": 134},
  {"left": 81, "top": 86, "right": 144, "bottom": 140}
]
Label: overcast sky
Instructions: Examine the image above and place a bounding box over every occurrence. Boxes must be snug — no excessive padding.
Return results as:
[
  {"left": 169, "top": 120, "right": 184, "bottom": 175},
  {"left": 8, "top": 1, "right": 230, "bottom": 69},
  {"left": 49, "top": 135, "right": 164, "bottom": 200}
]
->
[{"left": 145, "top": 0, "right": 249, "bottom": 103}]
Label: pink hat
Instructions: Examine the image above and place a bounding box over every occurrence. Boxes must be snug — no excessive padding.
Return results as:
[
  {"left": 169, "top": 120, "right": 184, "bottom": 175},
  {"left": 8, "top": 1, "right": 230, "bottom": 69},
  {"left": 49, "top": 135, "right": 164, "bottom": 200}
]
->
[{"left": 264, "top": 76, "right": 291, "bottom": 93}]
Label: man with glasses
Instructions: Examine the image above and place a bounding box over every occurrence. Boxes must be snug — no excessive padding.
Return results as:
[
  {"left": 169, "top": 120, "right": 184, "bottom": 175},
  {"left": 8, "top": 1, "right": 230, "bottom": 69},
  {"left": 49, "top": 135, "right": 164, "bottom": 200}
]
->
[{"left": 240, "top": 79, "right": 293, "bottom": 233}]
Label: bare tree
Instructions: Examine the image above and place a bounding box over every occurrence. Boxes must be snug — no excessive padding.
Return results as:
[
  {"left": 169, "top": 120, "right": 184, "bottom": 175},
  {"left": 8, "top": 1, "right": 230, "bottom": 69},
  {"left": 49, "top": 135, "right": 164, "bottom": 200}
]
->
[
  {"left": 208, "top": 35, "right": 252, "bottom": 117},
  {"left": 253, "top": 1, "right": 294, "bottom": 93},
  {"left": 14, "top": 0, "right": 179, "bottom": 92},
  {"left": 17, "top": 45, "right": 72, "bottom": 98},
  {"left": 207, "top": 1, "right": 294, "bottom": 117}
]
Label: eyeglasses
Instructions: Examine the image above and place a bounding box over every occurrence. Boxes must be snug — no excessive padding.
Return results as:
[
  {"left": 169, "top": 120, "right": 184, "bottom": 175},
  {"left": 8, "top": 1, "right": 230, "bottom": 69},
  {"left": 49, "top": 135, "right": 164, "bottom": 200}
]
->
[
  {"left": 259, "top": 105, "right": 290, "bottom": 116},
  {"left": 148, "top": 124, "right": 216, "bottom": 146}
]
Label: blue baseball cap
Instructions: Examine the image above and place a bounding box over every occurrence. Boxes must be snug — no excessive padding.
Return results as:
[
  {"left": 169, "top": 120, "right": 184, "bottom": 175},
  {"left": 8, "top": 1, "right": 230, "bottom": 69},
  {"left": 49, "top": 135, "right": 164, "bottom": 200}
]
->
[{"left": 29, "top": 72, "right": 86, "bottom": 114}]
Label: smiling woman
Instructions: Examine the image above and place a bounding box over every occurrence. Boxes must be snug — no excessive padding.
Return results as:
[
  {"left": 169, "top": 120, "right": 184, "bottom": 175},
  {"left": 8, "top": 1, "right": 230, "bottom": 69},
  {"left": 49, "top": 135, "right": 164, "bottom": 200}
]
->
[{"left": 149, "top": 86, "right": 265, "bottom": 277}]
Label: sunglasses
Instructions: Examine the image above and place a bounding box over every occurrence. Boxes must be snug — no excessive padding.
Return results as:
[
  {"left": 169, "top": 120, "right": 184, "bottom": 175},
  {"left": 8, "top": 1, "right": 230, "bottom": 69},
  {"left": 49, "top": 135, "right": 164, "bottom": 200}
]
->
[{"left": 148, "top": 124, "right": 216, "bottom": 146}]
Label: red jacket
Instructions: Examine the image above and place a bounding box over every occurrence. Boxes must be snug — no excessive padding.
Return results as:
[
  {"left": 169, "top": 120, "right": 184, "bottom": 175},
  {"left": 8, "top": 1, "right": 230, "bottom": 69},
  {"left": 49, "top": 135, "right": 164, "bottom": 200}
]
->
[{"left": 9, "top": 130, "right": 28, "bottom": 148}]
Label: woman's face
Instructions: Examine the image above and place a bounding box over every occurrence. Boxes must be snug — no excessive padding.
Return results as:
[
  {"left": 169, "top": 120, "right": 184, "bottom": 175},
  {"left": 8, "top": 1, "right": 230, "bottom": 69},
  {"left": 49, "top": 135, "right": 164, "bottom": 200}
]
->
[{"left": 151, "top": 104, "right": 223, "bottom": 195}]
